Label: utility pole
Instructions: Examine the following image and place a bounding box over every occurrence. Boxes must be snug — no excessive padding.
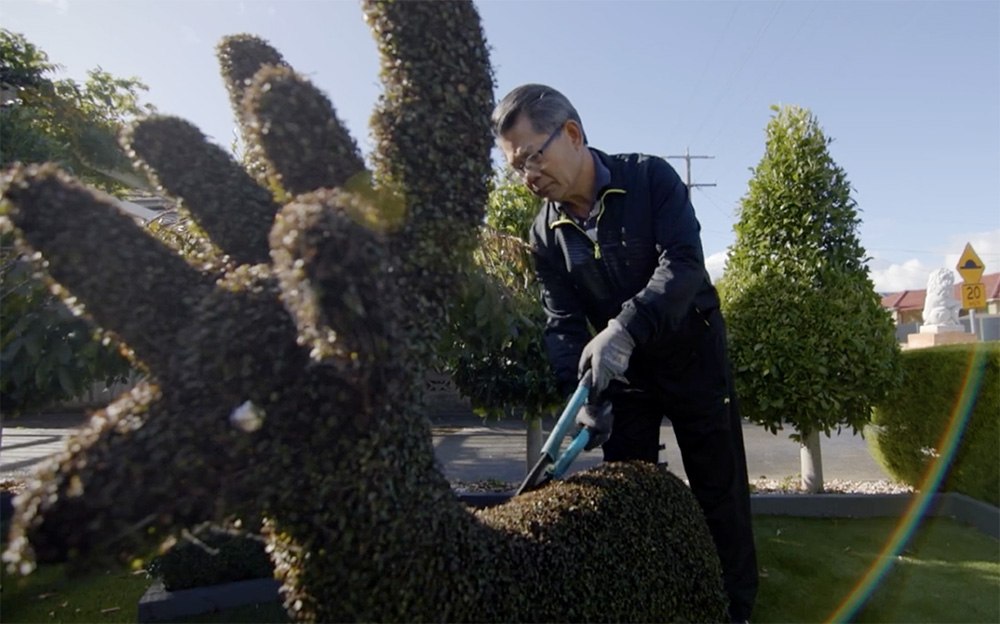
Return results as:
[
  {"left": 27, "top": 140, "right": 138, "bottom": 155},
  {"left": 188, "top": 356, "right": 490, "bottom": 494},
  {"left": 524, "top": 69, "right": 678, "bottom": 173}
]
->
[{"left": 666, "top": 147, "right": 716, "bottom": 195}]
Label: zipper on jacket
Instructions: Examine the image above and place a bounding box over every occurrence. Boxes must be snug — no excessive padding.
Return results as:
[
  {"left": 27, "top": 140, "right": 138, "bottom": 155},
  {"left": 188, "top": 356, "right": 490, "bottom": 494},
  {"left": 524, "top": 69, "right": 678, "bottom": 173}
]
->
[
  {"left": 594, "top": 189, "right": 625, "bottom": 259},
  {"left": 549, "top": 217, "right": 600, "bottom": 258},
  {"left": 549, "top": 188, "right": 626, "bottom": 260}
]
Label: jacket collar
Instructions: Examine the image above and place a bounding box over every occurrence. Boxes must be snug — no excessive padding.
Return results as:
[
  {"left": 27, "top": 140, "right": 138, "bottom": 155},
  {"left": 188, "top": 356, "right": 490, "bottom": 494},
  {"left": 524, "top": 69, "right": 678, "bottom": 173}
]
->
[{"left": 546, "top": 148, "right": 624, "bottom": 227}]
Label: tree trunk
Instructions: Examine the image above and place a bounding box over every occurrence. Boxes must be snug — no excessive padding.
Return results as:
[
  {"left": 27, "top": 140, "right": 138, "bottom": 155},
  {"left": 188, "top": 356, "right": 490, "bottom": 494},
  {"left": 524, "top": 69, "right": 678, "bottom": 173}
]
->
[
  {"left": 526, "top": 417, "right": 543, "bottom": 475},
  {"left": 800, "top": 429, "right": 824, "bottom": 493}
]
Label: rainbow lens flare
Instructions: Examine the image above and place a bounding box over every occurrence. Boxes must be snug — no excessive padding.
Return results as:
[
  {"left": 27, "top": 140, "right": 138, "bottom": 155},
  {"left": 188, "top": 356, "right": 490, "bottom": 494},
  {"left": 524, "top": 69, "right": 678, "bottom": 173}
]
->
[{"left": 826, "top": 343, "right": 992, "bottom": 623}]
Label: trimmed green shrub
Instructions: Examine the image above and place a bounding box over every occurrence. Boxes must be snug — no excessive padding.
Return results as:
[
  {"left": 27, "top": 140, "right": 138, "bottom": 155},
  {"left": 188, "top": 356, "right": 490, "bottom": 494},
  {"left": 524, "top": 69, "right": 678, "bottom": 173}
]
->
[
  {"left": 719, "top": 105, "right": 902, "bottom": 443},
  {"left": 0, "top": 2, "right": 727, "bottom": 622},
  {"left": 147, "top": 530, "right": 272, "bottom": 591},
  {"left": 869, "top": 342, "right": 999, "bottom": 506}
]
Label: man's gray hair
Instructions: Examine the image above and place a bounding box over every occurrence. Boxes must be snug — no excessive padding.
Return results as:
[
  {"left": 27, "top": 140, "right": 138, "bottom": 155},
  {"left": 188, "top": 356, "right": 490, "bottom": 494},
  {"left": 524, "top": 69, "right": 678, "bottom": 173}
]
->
[{"left": 492, "top": 84, "right": 587, "bottom": 144}]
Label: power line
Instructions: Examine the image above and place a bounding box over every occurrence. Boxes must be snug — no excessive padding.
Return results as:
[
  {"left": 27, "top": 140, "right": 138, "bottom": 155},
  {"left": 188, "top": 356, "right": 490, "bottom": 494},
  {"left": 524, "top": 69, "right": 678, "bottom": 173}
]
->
[
  {"left": 666, "top": 147, "right": 716, "bottom": 197},
  {"left": 868, "top": 248, "right": 1000, "bottom": 257},
  {"left": 702, "top": 2, "right": 818, "bottom": 159},
  {"left": 664, "top": 3, "right": 740, "bottom": 144},
  {"left": 701, "top": 1, "right": 933, "bottom": 164},
  {"left": 686, "top": 0, "right": 784, "bottom": 148},
  {"left": 697, "top": 187, "right": 735, "bottom": 220}
]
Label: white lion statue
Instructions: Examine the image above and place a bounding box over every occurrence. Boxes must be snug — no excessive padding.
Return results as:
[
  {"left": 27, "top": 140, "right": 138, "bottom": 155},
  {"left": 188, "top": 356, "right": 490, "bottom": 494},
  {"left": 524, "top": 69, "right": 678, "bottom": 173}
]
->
[{"left": 922, "top": 268, "right": 961, "bottom": 327}]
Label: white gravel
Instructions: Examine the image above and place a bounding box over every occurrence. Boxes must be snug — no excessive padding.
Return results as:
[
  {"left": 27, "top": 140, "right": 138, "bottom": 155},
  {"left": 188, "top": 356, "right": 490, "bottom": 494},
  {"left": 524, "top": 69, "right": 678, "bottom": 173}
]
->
[
  {"left": 451, "top": 477, "right": 915, "bottom": 495},
  {"left": 749, "top": 477, "right": 914, "bottom": 495}
]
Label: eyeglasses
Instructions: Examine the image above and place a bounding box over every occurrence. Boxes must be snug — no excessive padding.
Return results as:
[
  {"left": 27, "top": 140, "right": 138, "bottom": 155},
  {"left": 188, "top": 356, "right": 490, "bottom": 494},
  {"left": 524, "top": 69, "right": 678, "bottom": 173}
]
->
[{"left": 510, "top": 123, "right": 564, "bottom": 178}]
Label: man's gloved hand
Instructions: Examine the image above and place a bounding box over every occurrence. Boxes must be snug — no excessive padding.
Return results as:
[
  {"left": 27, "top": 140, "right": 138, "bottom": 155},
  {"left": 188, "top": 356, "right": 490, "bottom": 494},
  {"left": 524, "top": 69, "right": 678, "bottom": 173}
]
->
[
  {"left": 578, "top": 319, "right": 635, "bottom": 396},
  {"left": 575, "top": 400, "right": 613, "bottom": 451}
]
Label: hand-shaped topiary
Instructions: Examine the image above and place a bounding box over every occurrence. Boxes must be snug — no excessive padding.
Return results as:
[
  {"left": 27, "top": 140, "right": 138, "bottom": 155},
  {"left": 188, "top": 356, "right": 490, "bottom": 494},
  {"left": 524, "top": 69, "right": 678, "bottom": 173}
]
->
[{"left": 0, "top": 2, "right": 727, "bottom": 621}]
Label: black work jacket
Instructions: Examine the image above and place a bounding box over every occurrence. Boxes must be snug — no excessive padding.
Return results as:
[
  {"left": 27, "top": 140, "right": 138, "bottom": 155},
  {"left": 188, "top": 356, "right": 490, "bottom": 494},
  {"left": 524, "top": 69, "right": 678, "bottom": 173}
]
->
[{"left": 529, "top": 149, "right": 721, "bottom": 397}]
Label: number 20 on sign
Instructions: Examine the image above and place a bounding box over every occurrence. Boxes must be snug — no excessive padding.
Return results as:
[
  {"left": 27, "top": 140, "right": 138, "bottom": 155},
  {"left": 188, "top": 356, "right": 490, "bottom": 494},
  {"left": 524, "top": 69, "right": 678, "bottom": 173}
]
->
[
  {"left": 962, "top": 282, "right": 986, "bottom": 310},
  {"left": 956, "top": 243, "right": 986, "bottom": 310}
]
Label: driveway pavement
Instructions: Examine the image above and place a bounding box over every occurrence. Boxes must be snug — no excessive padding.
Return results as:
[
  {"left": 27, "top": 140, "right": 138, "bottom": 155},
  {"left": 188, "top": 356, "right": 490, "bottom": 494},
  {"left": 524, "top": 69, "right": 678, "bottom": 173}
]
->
[
  {"left": 429, "top": 411, "right": 888, "bottom": 485},
  {"left": 2, "top": 411, "right": 890, "bottom": 486}
]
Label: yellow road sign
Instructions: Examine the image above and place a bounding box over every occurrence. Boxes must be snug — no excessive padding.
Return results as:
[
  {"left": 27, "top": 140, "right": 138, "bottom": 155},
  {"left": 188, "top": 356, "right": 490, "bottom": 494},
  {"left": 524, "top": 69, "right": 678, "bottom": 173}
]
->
[
  {"left": 961, "top": 282, "right": 987, "bottom": 310},
  {"left": 956, "top": 243, "right": 985, "bottom": 283}
]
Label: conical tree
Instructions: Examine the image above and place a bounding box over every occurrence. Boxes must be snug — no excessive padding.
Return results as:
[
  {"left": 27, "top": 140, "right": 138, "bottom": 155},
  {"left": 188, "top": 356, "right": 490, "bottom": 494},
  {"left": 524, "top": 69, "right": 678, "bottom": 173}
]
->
[{"left": 719, "top": 105, "right": 901, "bottom": 493}]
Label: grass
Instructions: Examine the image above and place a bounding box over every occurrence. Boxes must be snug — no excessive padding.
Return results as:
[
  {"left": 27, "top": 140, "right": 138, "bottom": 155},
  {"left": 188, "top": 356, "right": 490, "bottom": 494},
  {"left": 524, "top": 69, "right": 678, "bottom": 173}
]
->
[
  {"left": 0, "top": 563, "right": 150, "bottom": 623},
  {"left": 1, "top": 516, "right": 996, "bottom": 623},
  {"left": 753, "top": 516, "right": 999, "bottom": 623}
]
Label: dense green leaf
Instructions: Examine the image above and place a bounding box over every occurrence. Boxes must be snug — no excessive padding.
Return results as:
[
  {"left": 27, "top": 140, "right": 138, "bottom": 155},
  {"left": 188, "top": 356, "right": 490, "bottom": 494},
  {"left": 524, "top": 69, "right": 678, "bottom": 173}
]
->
[
  {"left": 719, "top": 105, "right": 902, "bottom": 443},
  {"left": 0, "top": 31, "right": 139, "bottom": 416},
  {"left": 438, "top": 171, "right": 562, "bottom": 421}
]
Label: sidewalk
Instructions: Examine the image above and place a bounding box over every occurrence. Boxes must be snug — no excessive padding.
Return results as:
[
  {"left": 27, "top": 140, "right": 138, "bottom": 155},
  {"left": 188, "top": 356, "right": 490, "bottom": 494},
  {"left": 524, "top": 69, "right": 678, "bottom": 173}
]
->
[
  {"left": 429, "top": 413, "right": 890, "bottom": 485},
  {"left": 1, "top": 411, "right": 890, "bottom": 486}
]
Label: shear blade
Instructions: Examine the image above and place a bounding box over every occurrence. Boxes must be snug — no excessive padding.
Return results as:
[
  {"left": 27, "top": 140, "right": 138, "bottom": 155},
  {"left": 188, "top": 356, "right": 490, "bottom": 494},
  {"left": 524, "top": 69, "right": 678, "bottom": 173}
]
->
[{"left": 516, "top": 454, "right": 554, "bottom": 495}]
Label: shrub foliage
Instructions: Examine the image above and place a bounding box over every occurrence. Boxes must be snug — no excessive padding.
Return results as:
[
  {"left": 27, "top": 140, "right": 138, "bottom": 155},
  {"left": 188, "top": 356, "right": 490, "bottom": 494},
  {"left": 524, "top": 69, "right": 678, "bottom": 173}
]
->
[
  {"left": 146, "top": 528, "right": 272, "bottom": 592},
  {"left": 719, "top": 105, "right": 901, "bottom": 441},
  {"left": 0, "top": 30, "right": 148, "bottom": 415},
  {"left": 0, "top": 2, "right": 726, "bottom": 622},
  {"left": 441, "top": 173, "right": 562, "bottom": 420},
  {"left": 869, "top": 342, "right": 999, "bottom": 506}
]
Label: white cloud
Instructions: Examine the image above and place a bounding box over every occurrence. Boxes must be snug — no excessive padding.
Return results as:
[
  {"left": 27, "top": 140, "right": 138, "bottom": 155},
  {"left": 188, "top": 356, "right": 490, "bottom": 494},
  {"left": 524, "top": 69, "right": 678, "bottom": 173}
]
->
[
  {"left": 705, "top": 250, "right": 728, "bottom": 284},
  {"left": 943, "top": 228, "right": 1000, "bottom": 284},
  {"left": 706, "top": 229, "right": 999, "bottom": 295},
  {"left": 868, "top": 228, "right": 1000, "bottom": 294},
  {"left": 707, "top": 247, "right": 925, "bottom": 292},
  {"left": 868, "top": 258, "right": 932, "bottom": 293}
]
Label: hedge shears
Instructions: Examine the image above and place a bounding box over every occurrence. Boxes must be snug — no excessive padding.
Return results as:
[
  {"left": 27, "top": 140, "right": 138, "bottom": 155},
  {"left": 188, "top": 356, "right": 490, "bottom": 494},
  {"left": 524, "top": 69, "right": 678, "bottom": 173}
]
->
[{"left": 516, "top": 376, "right": 596, "bottom": 495}]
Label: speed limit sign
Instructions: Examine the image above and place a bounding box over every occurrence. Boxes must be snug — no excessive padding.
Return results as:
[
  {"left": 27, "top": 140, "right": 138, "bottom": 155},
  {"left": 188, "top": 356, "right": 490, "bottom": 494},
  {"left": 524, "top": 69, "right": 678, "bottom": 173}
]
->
[
  {"left": 961, "top": 282, "right": 986, "bottom": 310},
  {"left": 956, "top": 243, "right": 987, "bottom": 310}
]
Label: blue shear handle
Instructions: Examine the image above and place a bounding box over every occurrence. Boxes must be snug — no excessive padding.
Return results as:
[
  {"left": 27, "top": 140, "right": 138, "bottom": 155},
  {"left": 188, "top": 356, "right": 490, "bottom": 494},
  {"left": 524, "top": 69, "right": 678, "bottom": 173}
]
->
[
  {"left": 552, "top": 429, "right": 590, "bottom": 479},
  {"left": 540, "top": 380, "right": 590, "bottom": 460}
]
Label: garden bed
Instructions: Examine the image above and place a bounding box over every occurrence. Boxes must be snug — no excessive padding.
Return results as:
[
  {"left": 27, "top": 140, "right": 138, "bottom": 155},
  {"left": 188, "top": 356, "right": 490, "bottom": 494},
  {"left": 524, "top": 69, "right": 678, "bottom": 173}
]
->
[
  {"left": 3, "top": 483, "right": 996, "bottom": 623},
  {"left": 130, "top": 489, "right": 997, "bottom": 623}
]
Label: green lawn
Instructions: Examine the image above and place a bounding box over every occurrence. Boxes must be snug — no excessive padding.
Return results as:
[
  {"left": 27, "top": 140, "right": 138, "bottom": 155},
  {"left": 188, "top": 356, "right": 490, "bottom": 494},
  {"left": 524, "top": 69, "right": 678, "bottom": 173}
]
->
[
  {"left": 753, "top": 516, "right": 999, "bottom": 623},
  {"left": 2, "top": 516, "right": 996, "bottom": 623},
  {"left": 0, "top": 563, "right": 150, "bottom": 624}
]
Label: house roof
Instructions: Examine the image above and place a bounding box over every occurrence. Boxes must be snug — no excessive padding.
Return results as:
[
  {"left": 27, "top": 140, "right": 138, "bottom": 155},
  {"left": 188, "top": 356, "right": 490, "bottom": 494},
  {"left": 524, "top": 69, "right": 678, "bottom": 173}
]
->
[{"left": 881, "top": 272, "right": 1000, "bottom": 311}]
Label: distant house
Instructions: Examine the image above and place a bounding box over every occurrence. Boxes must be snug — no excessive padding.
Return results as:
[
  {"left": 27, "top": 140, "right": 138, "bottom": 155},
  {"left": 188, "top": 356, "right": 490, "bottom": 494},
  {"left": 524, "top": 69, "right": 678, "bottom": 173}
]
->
[{"left": 881, "top": 272, "right": 1000, "bottom": 323}]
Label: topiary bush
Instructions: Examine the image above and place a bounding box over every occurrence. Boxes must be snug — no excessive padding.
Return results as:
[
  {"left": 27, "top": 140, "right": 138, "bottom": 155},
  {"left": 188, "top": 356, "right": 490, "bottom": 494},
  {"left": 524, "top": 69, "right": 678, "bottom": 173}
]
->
[
  {"left": 868, "top": 342, "right": 999, "bottom": 506},
  {"left": 0, "top": 2, "right": 727, "bottom": 621},
  {"left": 146, "top": 528, "right": 272, "bottom": 592}
]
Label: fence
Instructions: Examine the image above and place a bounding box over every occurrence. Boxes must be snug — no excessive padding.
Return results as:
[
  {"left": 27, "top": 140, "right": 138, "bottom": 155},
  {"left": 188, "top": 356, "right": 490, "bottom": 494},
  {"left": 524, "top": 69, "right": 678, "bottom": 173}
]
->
[{"left": 895, "top": 314, "right": 999, "bottom": 343}]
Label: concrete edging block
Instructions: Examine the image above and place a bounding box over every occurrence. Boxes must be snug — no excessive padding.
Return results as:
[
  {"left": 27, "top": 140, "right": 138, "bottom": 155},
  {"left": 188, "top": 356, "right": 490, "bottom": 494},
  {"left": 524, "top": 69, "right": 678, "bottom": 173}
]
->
[
  {"left": 748, "top": 493, "right": 944, "bottom": 518},
  {"left": 938, "top": 492, "right": 1000, "bottom": 539},
  {"left": 137, "top": 577, "right": 281, "bottom": 623}
]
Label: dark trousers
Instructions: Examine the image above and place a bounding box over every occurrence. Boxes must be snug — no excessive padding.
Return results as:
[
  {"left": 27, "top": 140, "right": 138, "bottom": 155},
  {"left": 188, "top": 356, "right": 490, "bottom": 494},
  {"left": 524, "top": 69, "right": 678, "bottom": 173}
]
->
[{"left": 603, "top": 312, "right": 758, "bottom": 622}]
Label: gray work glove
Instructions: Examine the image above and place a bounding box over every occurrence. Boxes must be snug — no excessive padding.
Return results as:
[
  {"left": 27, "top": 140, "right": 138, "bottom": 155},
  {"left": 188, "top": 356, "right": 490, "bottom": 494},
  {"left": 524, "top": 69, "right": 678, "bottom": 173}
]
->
[
  {"left": 578, "top": 319, "right": 635, "bottom": 397},
  {"left": 575, "top": 400, "right": 613, "bottom": 451}
]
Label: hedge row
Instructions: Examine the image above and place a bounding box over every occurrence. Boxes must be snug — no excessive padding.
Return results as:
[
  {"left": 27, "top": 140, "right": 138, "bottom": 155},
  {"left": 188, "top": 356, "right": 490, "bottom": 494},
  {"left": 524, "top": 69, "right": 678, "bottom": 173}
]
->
[
  {"left": 147, "top": 528, "right": 272, "bottom": 591},
  {"left": 869, "top": 342, "right": 998, "bottom": 506}
]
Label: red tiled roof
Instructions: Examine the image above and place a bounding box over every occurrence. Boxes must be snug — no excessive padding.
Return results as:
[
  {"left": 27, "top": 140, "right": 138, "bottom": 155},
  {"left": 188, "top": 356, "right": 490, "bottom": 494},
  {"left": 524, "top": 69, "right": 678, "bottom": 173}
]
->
[{"left": 881, "top": 272, "right": 1000, "bottom": 311}]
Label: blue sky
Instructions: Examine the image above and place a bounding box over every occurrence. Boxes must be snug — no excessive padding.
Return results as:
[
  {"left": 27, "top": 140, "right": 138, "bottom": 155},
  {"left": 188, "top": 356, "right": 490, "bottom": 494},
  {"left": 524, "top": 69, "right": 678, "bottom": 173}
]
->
[{"left": 3, "top": 0, "right": 998, "bottom": 293}]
